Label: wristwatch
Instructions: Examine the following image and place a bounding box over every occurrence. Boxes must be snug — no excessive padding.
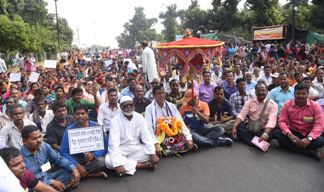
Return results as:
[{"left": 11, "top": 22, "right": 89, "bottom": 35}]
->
[{"left": 307, "top": 136, "right": 313, "bottom": 142}]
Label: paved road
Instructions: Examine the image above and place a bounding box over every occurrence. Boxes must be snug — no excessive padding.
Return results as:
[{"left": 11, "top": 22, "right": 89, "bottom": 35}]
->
[{"left": 72, "top": 143, "right": 324, "bottom": 192}]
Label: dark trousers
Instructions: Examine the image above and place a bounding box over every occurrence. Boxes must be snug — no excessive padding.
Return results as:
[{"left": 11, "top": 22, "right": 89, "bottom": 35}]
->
[
  {"left": 237, "top": 123, "right": 273, "bottom": 145},
  {"left": 273, "top": 128, "right": 324, "bottom": 157},
  {"left": 72, "top": 155, "right": 106, "bottom": 173},
  {"left": 191, "top": 126, "right": 225, "bottom": 147}
]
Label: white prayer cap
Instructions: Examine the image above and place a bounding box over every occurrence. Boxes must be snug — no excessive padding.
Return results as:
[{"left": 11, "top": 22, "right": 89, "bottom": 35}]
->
[{"left": 120, "top": 96, "right": 133, "bottom": 104}]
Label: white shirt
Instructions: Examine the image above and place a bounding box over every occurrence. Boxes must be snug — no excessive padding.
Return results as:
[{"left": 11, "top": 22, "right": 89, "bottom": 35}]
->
[
  {"left": 312, "top": 78, "right": 324, "bottom": 96},
  {"left": 0, "top": 58, "right": 7, "bottom": 73},
  {"left": 309, "top": 87, "right": 319, "bottom": 99},
  {"left": 109, "top": 112, "right": 155, "bottom": 167},
  {"left": 257, "top": 74, "right": 273, "bottom": 86},
  {"left": 145, "top": 100, "right": 192, "bottom": 144},
  {"left": 141, "top": 46, "right": 159, "bottom": 82},
  {"left": 29, "top": 110, "right": 54, "bottom": 134},
  {"left": 0, "top": 119, "right": 35, "bottom": 149},
  {"left": 100, "top": 90, "right": 120, "bottom": 103},
  {"left": 144, "top": 89, "right": 154, "bottom": 101},
  {"left": 97, "top": 103, "right": 120, "bottom": 132}
]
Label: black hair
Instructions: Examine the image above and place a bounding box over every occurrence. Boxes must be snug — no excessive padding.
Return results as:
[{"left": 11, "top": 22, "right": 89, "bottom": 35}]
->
[
  {"left": 169, "top": 79, "right": 179, "bottom": 86},
  {"left": 55, "top": 85, "right": 64, "bottom": 93},
  {"left": 295, "top": 83, "right": 309, "bottom": 93},
  {"left": 279, "top": 72, "right": 288, "bottom": 78},
  {"left": 34, "top": 89, "right": 44, "bottom": 96},
  {"left": 255, "top": 80, "right": 268, "bottom": 90},
  {"left": 35, "top": 98, "right": 47, "bottom": 105},
  {"left": 21, "top": 125, "right": 39, "bottom": 140},
  {"left": 202, "top": 71, "right": 211, "bottom": 76},
  {"left": 73, "top": 103, "right": 88, "bottom": 114},
  {"left": 302, "top": 76, "right": 312, "bottom": 81},
  {"left": 51, "top": 102, "right": 66, "bottom": 112},
  {"left": 107, "top": 88, "right": 118, "bottom": 96},
  {"left": 127, "top": 78, "right": 136, "bottom": 83},
  {"left": 0, "top": 147, "right": 20, "bottom": 166},
  {"left": 71, "top": 88, "right": 83, "bottom": 96},
  {"left": 236, "top": 77, "right": 246, "bottom": 85},
  {"left": 153, "top": 85, "right": 164, "bottom": 95},
  {"left": 214, "top": 86, "right": 224, "bottom": 94}
]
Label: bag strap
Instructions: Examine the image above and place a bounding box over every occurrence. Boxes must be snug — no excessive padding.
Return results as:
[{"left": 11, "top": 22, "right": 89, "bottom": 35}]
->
[{"left": 257, "top": 98, "right": 270, "bottom": 121}]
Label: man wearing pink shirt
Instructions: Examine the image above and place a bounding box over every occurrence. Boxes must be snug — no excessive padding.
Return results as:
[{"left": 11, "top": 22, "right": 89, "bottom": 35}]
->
[
  {"left": 231, "top": 81, "right": 278, "bottom": 145},
  {"left": 274, "top": 83, "right": 324, "bottom": 159}
]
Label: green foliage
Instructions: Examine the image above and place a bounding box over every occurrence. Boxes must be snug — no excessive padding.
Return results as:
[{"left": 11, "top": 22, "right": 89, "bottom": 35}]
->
[
  {"left": 117, "top": 7, "right": 160, "bottom": 48},
  {"left": 159, "top": 4, "right": 181, "bottom": 42},
  {"left": 310, "top": 0, "right": 324, "bottom": 32},
  {"left": 0, "top": 0, "right": 73, "bottom": 55}
]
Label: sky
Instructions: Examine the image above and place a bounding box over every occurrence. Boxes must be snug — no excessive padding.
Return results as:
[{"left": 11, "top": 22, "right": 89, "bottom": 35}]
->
[{"left": 45, "top": 0, "right": 287, "bottom": 48}]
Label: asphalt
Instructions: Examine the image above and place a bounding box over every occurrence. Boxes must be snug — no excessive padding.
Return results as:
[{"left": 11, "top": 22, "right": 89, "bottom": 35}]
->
[{"left": 71, "top": 142, "right": 324, "bottom": 192}]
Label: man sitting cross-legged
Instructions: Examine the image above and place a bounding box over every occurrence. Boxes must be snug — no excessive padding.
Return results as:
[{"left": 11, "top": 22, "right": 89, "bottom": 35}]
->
[
  {"left": 105, "top": 96, "right": 159, "bottom": 176},
  {"left": 273, "top": 83, "right": 324, "bottom": 159}
]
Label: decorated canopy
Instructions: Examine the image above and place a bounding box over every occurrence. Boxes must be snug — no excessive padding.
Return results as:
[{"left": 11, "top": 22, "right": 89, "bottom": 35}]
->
[{"left": 155, "top": 37, "right": 224, "bottom": 73}]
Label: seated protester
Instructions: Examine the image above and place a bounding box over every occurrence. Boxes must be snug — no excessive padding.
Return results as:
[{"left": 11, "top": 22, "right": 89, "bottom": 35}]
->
[
  {"left": 293, "top": 72, "right": 304, "bottom": 87},
  {"left": 180, "top": 89, "right": 233, "bottom": 147},
  {"left": 267, "top": 72, "right": 280, "bottom": 91},
  {"left": 100, "top": 81, "right": 120, "bottom": 103},
  {"left": 145, "top": 85, "right": 193, "bottom": 156},
  {"left": 269, "top": 72, "right": 294, "bottom": 113},
  {"left": 0, "top": 96, "right": 16, "bottom": 128},
  {"left": 29, "top": 99, "right": 54, "bottom": 135},
  {"left": 0, "top": 147, "right": 56, "bottom": 192},
  {"left": 64, "top": 87, "right": 99, "bottom": 116},
  {"left": 42, "top": 84, "right": 56, "bottom": 105},
  {"left": 52, "top": 86, "right": 66, "bottom": 105},
  {"left": 166, "top": 79, "right": 185, "bottom": 108},
  {"left": 133, "top": 85, "right": 151, "bottom": 114},
  {"left": 105, "top": 96, "right": 159, "bottom": 176},
  {"left": 98, "top": 88, "right": 121, "bottom": 133},
  {"left": 46, "top": 102, "right": 74, "bottom": 151},
  {"left": 145, "top": 78, "right": 160, "bottom": 101},
  {"left": 2, "top": 88, "right": 27, "bottom": 113},
  {"left": 208, "top": 86, "right": 235, "bottom": 134},
  {"left": 230, "top": 78, "right": 255, "bottom": 116},
  {"left": 60, "top": 104, "right": 108, "bottom": 179},
  {"left": 231, "top": 81, "right": 278, "bottom": 146},
  {"left": 120, "top": 78, "right": 137, "bottom": 98},
  {"left": 220, "top": 71, "right": 238, "bottom": 100},
  {"left": 257, "top": 65, "right": 273, "bottom": 86},
  {"left": 20, "top": 125, "right": 80, "bottom": 192},
  {"left": 0, "top": 104, "right": 35, "bottom": 149},
  {"left": 312, "top": 69, "right": 324, "bottom": 97},
  {"left": 273, "top": 83, "right": 324, "bottom": 159},
  {"left": 302, "top": 77, "right": 319, "bottom": 100},
  {"left": 244, "top": 72, "right": 256, "bottom": 93},
  {"left": 26, "top": 88, "right": 45, "bottom": 115},
  {"left": 0, "top": 156, "right": 25, "bottom": 192},
  {"left": 198, "top": 71, "right": 216, "bottom": 103}
]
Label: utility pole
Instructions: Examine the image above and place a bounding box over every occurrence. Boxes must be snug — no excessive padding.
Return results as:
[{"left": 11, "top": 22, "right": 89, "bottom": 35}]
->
[
  {"left": 54, "top": 0, "right": 61, "bottom": 51},
  {"left": 292, "top": 0, "right": 296, "bottom": 43}
]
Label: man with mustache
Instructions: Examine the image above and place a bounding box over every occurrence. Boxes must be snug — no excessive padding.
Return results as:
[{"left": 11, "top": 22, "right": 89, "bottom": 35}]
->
[{"left": 105, "top": 96, "right": 159, "bottom": 176}]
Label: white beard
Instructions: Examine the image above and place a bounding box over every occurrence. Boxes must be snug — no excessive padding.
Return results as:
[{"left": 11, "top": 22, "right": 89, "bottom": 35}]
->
[{"left": 122, "top": 110, "right": 134, "bottom": 116}]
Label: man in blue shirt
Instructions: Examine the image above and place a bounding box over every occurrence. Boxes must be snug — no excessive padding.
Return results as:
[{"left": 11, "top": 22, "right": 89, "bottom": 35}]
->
[
  {"left": 60, "top": 104, "right": 108, "bottom": 179},
  {"left": 120, "top": 78, "right": 137, "bottom": 98},
  {"left": 269, "top": 72, "right": 294, "bottom": 112},
  {"left": 20, "top": 125, "right": 80, "bottom": 191}
]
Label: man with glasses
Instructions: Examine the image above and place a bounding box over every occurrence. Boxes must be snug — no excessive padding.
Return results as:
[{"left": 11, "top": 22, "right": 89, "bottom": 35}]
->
[{"left": 145, "top": 78, "right": 160, "bottom": 101}]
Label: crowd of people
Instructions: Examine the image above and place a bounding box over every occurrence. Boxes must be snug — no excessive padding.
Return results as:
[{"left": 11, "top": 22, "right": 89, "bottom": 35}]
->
[{"left": 0, "top": 40, "right": 324, "bottom": 191}]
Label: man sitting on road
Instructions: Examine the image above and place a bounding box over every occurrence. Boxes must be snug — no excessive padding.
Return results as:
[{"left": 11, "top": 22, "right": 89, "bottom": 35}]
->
[
  {"left": 20, "top": 125, "right": 80, "bottom": 191},
  {"left": 133, "top": 85, "right": 151, "bottom": 114},
  {"left": 231, "top": 81, "right": 278, "bottom": 146},
  {"left": 180, "top": 89, "right": 233, "bottom": 147},
  {"left": 60, "top": 104, "right": 108, "bottom": 179},
  {"left": 273, "top": 83, "right": 324, "bottom": 159},
  {"left": 105, "top": 96, "right": 159, "bottom": 176},
  {"left": 0, "top": 147, "right": 56, "bottom": 192}
]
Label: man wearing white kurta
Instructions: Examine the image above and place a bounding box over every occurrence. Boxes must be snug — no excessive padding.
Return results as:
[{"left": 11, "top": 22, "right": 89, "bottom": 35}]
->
[
  {"left": 105, "top": 96, "right": 159, "bottom": 176},
  {"left": 141, "top": 42, "right": 159, "bottom": 83},
  {"left": 145, "top": 85, "right": 193, "bottom": 155}
]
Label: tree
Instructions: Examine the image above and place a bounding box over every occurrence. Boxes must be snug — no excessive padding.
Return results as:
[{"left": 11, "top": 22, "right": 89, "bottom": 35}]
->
[
  {"left": 246, "top": 0, "right": 284, "bottom": 27},
  {"left": 116, "top": 7, "right": 159, "bottom": 48},
  {"left": 310, "top": 0, "right": 324, "bottom": 32},
  {"left": 159, "top": 4, "right": 181, "bottom": 42},
  {"left": 178, "top": 0, "right": 208, "bottom": 36}
]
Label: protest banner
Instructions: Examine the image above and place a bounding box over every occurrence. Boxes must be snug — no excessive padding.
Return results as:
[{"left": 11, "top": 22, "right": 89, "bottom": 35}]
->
[
  {"left": 44, "top": 60, "right": 57, "bottom": 68},
  {"left": 9, "top": 73, "right": 21, "bottom": 82},
  {"left": 29, "top": 72, "right": 40, "bottom": 82},
  {"left": 68, "top": 126, "right": 104, "bottom": 154}
]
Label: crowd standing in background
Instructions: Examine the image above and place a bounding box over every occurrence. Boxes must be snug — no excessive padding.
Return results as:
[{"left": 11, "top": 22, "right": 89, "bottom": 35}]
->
[{"left": 0, "top": 40, "right": 324, "bottom": 191}]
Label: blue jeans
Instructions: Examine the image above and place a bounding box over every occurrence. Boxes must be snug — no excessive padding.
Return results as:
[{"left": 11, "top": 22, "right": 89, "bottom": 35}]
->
[
  {"left": 191, "top": 126, "right": 225, "bottom": 147},
  {"left": 42, "top": 169, "right": 72, "bottom": 191}
]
